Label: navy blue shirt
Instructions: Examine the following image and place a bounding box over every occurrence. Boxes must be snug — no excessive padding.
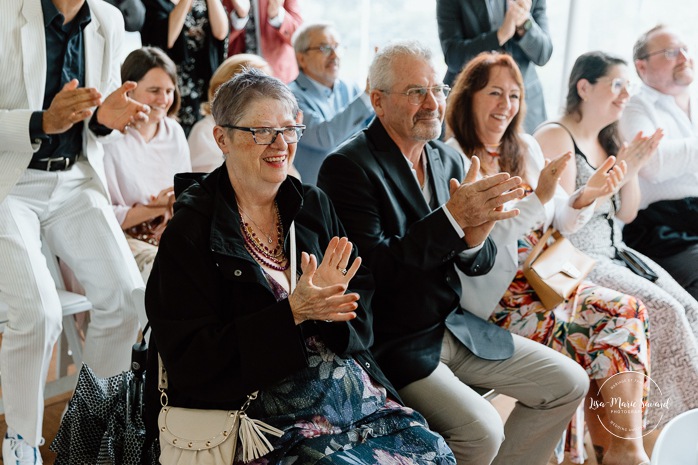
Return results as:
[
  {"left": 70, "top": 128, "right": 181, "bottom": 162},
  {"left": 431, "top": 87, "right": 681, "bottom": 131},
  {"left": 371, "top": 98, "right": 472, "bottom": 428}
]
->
[{"left": 30, "top": 0, "right": 91, "bottom": 161}]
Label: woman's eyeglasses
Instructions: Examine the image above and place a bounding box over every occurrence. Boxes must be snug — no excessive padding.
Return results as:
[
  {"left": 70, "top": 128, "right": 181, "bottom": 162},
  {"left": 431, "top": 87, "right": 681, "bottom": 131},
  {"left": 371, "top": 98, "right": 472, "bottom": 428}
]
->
[
  {"left": 596, "top": 77, "right": 635, "bottom": 95},
  {"left": 640, "top": 46, "right": 689, "bottom": 60},
  {"left": 221, "top": 125, "right": 306, "bottom": 145},
  {"left": 379, "top": 85, "right": 451, "bottom": 106}
]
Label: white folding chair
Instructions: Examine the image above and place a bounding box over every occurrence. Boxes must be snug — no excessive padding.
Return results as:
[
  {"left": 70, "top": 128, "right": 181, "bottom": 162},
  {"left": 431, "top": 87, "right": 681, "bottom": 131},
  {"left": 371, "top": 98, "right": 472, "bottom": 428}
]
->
[
  {"left": 0, "top": 243, "right": 92, "bottom": 413},
  {"left": 651, "top": 408, "right": 698, "bottom": 465}
]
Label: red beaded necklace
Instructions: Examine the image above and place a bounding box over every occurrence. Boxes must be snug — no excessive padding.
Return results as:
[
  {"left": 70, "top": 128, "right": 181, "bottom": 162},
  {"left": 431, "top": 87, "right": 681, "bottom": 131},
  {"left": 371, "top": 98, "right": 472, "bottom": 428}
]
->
[{"left": 239, "top": 203, "right": 288, "bottom": 271}]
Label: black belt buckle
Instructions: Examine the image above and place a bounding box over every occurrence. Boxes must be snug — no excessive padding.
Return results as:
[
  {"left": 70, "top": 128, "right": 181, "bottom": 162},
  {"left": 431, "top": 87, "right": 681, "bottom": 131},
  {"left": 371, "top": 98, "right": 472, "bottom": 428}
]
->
[{"left": 30, "top": 155, "right": 76, "bottom": 171}]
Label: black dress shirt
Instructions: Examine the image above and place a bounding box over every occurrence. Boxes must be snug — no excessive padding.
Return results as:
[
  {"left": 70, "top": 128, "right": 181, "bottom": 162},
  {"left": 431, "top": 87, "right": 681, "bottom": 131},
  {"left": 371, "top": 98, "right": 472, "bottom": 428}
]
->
[{"left": 29, "top": 0, "right": 91, "bottom": 161}]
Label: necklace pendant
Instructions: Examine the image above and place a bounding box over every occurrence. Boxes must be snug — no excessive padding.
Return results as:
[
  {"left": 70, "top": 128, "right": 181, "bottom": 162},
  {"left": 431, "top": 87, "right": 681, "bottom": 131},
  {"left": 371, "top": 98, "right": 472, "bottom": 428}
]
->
[{"left": 267, "top": 237, "right": 273, "bottom": 244}]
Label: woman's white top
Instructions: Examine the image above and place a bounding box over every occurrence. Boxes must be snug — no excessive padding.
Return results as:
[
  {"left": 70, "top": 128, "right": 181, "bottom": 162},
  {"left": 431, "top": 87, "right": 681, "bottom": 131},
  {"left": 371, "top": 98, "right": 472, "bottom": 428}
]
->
[
  {"left": 103, "top": 117, "right": 191, "bottom": 225},
  {"left": 188, "top": 114, "right": 224, "bottom": 172}
]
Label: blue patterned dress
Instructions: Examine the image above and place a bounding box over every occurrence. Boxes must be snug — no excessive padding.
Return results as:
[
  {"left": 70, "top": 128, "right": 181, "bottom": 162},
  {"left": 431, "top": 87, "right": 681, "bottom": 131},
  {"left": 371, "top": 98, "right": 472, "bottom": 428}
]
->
[{"left": 235, "top": 274, "right": 456, "bottom": 465}]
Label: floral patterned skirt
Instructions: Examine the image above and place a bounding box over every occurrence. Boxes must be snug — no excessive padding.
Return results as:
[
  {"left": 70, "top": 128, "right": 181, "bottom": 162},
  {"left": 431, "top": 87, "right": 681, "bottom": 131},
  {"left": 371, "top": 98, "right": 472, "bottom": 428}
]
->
[
  {"left": 236, "top": 336, "right": 455, "bottom": 465},
  {"left": 489, "top": 228, "right": 651, "bottom": 463}
]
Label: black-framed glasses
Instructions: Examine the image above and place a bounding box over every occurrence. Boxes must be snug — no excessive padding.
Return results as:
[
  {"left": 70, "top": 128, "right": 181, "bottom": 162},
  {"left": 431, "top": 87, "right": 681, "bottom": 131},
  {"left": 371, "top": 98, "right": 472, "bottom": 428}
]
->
[
  {"left": 379, "top": 85, "right": 451, "bottom": 106},
  {"left": 221, "top": 125, "right": 306, "bottom": 145},
  {"left": 640, "top": 46, "right": 689, "bottom": 60},
  {"left": 304, "top": 44, "right": 343, "bottom": 57}
]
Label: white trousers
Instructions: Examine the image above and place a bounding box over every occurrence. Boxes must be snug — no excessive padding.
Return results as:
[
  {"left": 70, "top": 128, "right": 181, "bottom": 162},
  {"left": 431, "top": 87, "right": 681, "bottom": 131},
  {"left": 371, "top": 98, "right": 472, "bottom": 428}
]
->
[
  {"left": 0, "top": 160, "right": 143, "bottom": 445},
  {"left": 398, "top": 330, "right": 589, "bottom": 465}
]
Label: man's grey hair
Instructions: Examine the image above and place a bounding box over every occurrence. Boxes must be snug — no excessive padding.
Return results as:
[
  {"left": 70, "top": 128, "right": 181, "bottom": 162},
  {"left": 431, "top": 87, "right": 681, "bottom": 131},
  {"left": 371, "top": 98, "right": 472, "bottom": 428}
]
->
[
  {"left": 211, "top": 68, "right": 299, "bottom": 128},
  {"left": 292, "top": 22, "right": 339, "bottom": 55},
  {"left": 633, "top": 24, "right": 667, "bottom": 62},
  {"left": 369, "top": 40, "right": 434, "bottom": 91}
]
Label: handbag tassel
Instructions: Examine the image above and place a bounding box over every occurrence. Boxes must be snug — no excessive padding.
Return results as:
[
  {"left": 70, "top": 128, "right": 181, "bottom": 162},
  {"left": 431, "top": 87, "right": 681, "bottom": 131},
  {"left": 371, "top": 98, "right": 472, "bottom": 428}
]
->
[{"left": 239, "top": 413, "right": 285, "bottom": 463}]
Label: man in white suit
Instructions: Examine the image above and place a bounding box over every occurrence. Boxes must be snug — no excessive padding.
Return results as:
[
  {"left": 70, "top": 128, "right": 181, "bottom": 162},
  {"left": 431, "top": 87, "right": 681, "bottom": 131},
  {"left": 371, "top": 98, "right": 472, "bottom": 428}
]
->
[{"left": 0, "top": 0, "right": 150, "bottom": 462}]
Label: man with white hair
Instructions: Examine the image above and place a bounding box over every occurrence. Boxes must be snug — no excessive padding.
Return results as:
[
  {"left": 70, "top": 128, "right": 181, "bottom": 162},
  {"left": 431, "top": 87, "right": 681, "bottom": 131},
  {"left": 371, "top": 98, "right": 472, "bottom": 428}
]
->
[
  {"left": 620, "top": 25, "right": 698, "bottom": 300},
  {"left": 318, "top": 40, "right": 588, "bottom": 465},
  {"left": 289, "top": 22, "right": 373, "bottom": 184}
]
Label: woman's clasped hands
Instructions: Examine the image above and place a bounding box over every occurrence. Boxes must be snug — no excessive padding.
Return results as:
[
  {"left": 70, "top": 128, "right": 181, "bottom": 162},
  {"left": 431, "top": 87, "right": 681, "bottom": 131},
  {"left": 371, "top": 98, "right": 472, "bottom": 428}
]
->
[
  {"left": 289, "top": 237, "right": 362, "bottom": 325},
  {"left": 616, "top": 128, "right": 664, "bottom": 177}
]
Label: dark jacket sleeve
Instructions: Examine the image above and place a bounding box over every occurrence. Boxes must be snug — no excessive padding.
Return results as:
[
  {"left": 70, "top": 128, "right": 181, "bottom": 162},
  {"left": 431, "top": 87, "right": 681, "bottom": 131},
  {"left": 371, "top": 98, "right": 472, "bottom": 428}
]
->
[
  {"left": 317, "top": 150, "right": 494, "bottom": 290},
  {"left": 437, "top": 0, "right": 501, "bottom": 78},
  {"left": 455, "top": 238, "right": 497, "bottom": 276},
  {"left": 516, "top": 0, "right": 553, "bottom": 66}
]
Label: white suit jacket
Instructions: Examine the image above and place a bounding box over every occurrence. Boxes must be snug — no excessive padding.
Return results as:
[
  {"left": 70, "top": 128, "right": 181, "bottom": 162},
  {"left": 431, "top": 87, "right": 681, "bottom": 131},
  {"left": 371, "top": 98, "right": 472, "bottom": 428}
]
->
[
  {"left": 446, "top": 134, "right": 595, "bottom": 316},
  {"left": 0, "top": 0, "right": 124, "bottom": 203}
]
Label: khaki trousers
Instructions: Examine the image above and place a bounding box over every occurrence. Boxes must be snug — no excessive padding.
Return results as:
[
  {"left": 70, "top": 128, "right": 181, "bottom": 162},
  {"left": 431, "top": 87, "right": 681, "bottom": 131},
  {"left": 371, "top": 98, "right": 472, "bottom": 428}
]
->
[{"left": 399, "top": 330, "right": 589, "bottom": 465}]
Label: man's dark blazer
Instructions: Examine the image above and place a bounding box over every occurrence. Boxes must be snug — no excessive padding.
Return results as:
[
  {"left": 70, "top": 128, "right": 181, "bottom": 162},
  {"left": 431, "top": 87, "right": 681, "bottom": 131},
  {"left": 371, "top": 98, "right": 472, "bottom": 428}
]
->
[
  {"left": 317, "top": 119, "right": 514, "bottom": 390},
  {"left": 436, "top": 0, "right": 552, "bottom": 133}
]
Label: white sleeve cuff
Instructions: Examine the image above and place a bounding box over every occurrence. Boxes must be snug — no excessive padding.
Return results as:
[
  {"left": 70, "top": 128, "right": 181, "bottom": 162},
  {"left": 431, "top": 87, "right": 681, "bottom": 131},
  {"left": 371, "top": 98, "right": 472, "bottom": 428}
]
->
[
  {"left": 230, "top": 10, "right": 250, "bottom": 30},
  {"left": 267, "top": 8, "right": 285, "bottom": 28},
  {"left": 442, "top": 204, "right": 464, "bottom": 239},
  {"left": 442, "top": 204, "right": 485, "bottom": 257}
]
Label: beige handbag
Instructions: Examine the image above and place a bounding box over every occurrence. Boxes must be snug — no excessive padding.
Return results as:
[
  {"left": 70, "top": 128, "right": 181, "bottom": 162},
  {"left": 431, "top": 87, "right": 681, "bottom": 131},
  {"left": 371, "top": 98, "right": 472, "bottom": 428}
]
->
[
  {"left": 156, "top": 224, "right": 297, "bottom": 464},
  {"left": 523, "top": 227, "right": 596, "bottom": 310},
  {"left": 157, "top": 361, "right": 283, "bottom": 464}
]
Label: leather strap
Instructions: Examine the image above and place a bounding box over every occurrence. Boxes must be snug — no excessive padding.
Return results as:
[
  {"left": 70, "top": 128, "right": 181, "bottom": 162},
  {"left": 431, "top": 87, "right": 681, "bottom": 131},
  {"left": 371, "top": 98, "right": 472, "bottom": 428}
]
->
[{"left": 524, "top": 226, "right": 554, "bottom": 269}]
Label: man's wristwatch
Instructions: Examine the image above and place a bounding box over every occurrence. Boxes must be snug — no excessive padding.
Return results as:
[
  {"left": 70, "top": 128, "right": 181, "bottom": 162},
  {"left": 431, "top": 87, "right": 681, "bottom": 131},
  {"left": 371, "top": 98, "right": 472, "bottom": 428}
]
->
[{"left": 516, "top": 18, "right": 532, "bottom": 36}]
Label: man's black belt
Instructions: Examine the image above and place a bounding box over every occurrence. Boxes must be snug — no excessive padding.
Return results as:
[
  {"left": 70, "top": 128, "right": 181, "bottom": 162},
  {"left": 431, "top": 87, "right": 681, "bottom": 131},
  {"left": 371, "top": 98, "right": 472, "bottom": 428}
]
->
[{"left": 28, "top": 155, "right": 78, "bottom": 171}]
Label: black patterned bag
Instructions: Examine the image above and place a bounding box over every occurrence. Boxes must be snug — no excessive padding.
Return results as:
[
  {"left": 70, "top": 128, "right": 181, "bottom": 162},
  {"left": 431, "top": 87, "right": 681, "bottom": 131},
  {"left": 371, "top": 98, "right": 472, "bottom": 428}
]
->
[{"left": 50, "top": 330, "right": 158, "bottom": 465}]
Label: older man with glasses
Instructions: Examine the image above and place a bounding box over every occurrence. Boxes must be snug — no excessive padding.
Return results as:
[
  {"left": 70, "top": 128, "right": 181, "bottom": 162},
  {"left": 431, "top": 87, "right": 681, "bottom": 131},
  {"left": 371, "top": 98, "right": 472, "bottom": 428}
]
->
[
  {"left": 620, "top": 25, "right": 698, "bottom": 302},
  {"left": 318, "top": 40, "right": 588, "bottom": 465},
  {"left": 288, "top": 22, "right": 374, "bottom": 184}
]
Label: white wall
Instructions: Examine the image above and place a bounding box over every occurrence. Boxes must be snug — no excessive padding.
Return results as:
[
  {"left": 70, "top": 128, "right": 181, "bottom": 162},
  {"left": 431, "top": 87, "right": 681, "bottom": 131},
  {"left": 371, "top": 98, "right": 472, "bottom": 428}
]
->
[{"left": 298, "top": 0, "right": 698, "bottom": 125}]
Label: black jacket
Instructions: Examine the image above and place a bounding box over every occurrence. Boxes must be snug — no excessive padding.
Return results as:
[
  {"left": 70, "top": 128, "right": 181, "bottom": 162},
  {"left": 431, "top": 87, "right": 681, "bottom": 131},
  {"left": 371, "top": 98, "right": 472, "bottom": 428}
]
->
[
  {"left": 318, "top": 119, "right": 513, "bottom": 390},
  {"left": 144, "top": 166, "right": 397, "bottom": 439}
]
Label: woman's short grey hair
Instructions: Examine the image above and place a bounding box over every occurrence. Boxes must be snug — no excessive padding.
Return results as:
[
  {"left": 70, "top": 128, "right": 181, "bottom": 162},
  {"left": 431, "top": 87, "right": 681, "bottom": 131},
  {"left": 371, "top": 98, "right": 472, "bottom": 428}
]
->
[
  {"left": 369, "top": 41, "right": 434, "bottom": 91},
  {"left": 211, "top": 68, "right": 299, "bottom": 127},
  {"left": 292, "top": 22, "right": 339, "bottom": 54}
]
